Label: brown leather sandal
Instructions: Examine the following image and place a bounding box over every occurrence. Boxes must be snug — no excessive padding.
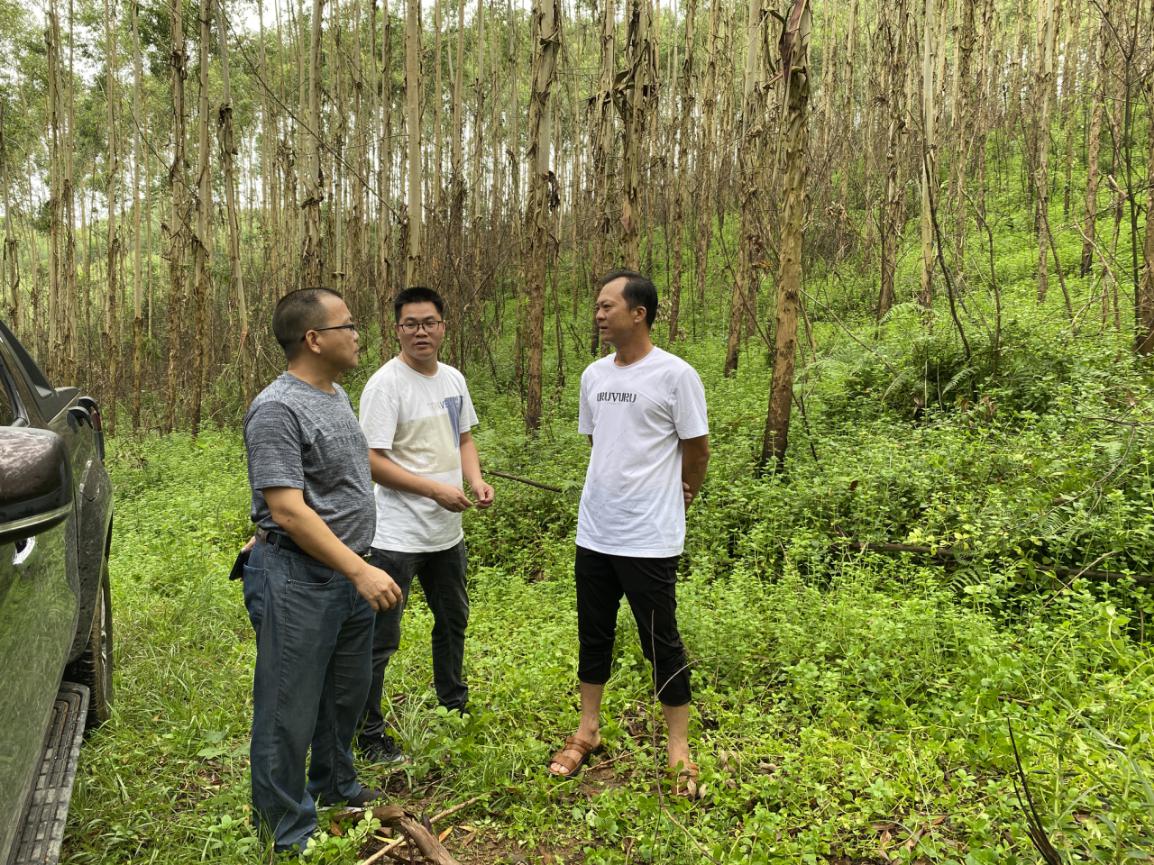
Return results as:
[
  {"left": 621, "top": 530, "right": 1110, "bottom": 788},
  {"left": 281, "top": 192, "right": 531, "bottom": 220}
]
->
[
  {"left": 670, "top": 761, "right": 700, "bottom": 799},
  {"left": 547, "top": 736, "right": 602, "bottom": 778}
]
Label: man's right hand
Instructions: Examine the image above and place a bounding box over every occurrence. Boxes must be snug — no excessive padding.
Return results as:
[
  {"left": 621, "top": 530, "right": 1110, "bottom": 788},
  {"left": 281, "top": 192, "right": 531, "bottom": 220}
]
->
[
  {"left": 430, "top": 481, "right": 474, "bottom": 512},
  {"left": 349, "top": 562, "right": 403, "bottom": 611}
]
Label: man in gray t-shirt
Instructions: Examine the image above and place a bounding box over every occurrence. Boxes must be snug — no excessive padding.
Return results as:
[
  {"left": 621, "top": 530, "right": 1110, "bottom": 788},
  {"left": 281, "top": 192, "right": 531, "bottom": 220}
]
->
[{"left": 242, "top": 288, "right": 401, "bottom": 854}]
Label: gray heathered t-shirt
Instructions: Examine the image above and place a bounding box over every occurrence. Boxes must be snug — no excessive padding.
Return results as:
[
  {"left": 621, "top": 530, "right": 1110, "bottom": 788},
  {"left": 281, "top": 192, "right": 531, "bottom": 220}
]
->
[{"left": 244, "top": 372, "right": 375, "bottom": 553}]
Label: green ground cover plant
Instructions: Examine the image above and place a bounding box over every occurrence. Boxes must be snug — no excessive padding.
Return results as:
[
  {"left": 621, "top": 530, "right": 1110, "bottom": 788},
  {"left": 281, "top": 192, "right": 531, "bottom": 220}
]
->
[{"left": 63, "top": 272, "right": 1154, "bottom": 862}]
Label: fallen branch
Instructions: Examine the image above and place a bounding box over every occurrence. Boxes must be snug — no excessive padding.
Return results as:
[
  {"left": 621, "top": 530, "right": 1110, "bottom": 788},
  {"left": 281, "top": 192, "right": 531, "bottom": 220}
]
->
[
  {"left": 1007, "top": 719, "right": 1064, "bottom": 865},
  {"left": 484, "top": 468, "right": 564, "bottom": 493},
  {"left": 354, "top": 795, "right": 487, "bottom": 865}
]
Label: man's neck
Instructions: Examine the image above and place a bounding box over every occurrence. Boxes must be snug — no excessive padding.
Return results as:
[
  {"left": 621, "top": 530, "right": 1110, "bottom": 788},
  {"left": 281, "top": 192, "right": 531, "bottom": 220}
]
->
[
  {"left": 286, "top": 361, "right": 339, "bottom": 393},
  {"left": 612, "top": 333, "right": 655, "bottom": 367},
  {"left": 399, "top": 352, "right": 439, "bottom": 375}
]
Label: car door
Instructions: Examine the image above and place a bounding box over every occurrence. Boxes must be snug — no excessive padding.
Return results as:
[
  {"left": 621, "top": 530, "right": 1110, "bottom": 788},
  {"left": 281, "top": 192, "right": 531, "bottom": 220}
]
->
[{"left": 0, "top": 361, "right": 79, "bottom": 865}]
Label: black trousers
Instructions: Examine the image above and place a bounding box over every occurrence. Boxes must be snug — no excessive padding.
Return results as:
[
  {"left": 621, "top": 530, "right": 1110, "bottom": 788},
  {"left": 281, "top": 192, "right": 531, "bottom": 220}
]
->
[{"left": 575, "top": 546, "right": 691, "bottom": 707}]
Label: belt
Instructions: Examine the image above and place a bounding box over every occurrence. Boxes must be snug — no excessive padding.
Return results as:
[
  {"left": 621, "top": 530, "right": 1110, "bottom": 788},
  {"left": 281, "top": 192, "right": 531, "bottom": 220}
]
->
[
  {"left": 256, "top": 528, "right": 369, "bottom": 559},
  {"left": 256, "top": 527, "right": 308, "bottom": 557}
]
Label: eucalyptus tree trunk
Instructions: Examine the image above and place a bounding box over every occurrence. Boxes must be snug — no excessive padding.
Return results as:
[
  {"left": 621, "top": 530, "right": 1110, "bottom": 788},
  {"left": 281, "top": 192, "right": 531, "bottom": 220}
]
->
[
  {"left": 102, "top": 0, "right": 120, "bottom": 432},
  {"left": 1137, "top": 0, "right": 1154, "bottom": 355},
  {"left": 130, "top": 0, "right": 145, "bottom": 427},
  {"left": 46, "top": 6, "right": 68, "bottom": 374},
  {"left": 877, "top": 0, "right": 908, "bottom": 321},
  {"left": 62, "top": 0, "right": 77, "bottom": 379},
  {"left": 724, "top": 0, "right": 770, "bottom": 377},
  {"left": 589, "top": 0, "right": 616, "bottom": 355},
  {"left": 760, "top": 0, "right": 810, "bottom": 473},
  {"left": 0, "top": 104, "right": 17, "bottom": 326},
  {"left": 1033, "top": 0, "right": 1058, "bottom": 303},
  {"left": 523, "top": 0, "right": 560, "bottom": 433},
  {"left": 951, "top": 0, "right": 977, "bottom": 273},
  {"left": 328, "top": 1, "right": 346, "bottom": 296},
  {"left": 916, "top": 0, "right": 938, "bottom": 308},
  {"left": 345, "top": 0, "right": 367, "bottom": 304},
  {"left": 1081, "top": 4, "right": 1109, "bottom": 276},
  {"left": 405, "top": 0, "right": 424, "bottom": 284},
  {"left": 619, "top": 0, "right": 655, "bottom": 269},
  {"left": 693, "top": 0, "right": 723, "bottom": 315},
  {"left": 258, "top": 0, "right": 285, "bottom": 305},
  {"left": 376, "top": 0, "right": 396, "bottom": 316},
  {"left": 667, "top": 0, "right": 696, "bottom": 342},
  {"left": 448, "top": 0, "right": 466, "bottom": 362},
  {"left": 432, "top": 0, "right": 444, "bottom": 222},
  {"left": 164, "top": 0, "right": 190, "bottom": 431},
  {"left": 469, "top": 0, "right": 485, "bottom": 230},
  {"left": 217, "top": 0, "right": 250, "bottom": 404},
  {"left": 188, "top": 0, "right": 215, "bottom": 436},
  {"left": 301, "top": 0, "right": 325, "bottom": 287}
]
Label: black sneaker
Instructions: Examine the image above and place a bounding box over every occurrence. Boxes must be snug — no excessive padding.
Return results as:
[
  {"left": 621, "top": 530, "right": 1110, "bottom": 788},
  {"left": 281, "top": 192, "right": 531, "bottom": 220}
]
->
[
  {"left": 345, "top": 785, "right": 385, "bottom": 808},
  {"left": 358, "top": 732, "right": 408, "bottom": 764}
]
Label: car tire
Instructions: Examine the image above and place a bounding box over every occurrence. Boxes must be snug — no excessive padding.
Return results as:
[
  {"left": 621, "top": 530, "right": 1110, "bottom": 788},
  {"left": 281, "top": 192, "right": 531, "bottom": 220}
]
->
[{"left": 66, "top": 561, "right": 113, "bottom": 728}]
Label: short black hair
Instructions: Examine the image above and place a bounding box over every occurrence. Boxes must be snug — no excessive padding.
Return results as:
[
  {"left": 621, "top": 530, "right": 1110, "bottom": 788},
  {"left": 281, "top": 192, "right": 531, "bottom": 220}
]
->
[
  {"left": 393, "top": 286, "right": 445, "bottom": 321},
  {"left": 598, "top": 268, "right": 657, "bottom": 328},
  {"left": 273, "top": 287, "right": 344, "bottom": 359}
]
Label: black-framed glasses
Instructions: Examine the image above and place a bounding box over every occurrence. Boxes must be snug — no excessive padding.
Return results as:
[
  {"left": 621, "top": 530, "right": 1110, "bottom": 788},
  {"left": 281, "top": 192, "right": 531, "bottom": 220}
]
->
[
  {"left": 302, "top": 322, "right": 358, "bottom": 341},
  {"left": 396, "top": 319, "right": 445, "bottom": 334}
]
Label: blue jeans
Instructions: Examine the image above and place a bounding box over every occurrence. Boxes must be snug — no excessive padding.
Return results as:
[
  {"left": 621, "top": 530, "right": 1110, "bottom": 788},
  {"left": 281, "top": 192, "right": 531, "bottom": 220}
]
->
[
  {"left": 361, "top": 541, "right": 469, "bottom": 737},
  {"left": 243, "top": 541, "right": 374, "bottom": 852}
]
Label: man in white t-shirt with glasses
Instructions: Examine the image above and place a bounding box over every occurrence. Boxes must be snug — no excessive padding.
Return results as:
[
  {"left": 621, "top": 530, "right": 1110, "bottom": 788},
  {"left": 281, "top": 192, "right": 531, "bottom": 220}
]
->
[
  {"left": 548, "top": 269, "right": 710, "bottom": 798},
  {"left": 357, "top": 287, "right": 494, "bottom": 763}
]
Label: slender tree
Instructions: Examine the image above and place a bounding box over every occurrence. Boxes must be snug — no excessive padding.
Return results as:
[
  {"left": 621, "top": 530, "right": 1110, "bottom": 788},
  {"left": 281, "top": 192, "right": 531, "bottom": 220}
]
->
[
  {"left": 761, "top": 0, "right": 811, "bottom": 472},
  {"left": 524, "top": 0, "right": 561, "bottom": 432}
]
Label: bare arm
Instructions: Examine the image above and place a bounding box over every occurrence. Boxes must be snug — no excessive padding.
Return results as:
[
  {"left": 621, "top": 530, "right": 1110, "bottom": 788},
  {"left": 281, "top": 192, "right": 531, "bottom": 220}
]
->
[
  {"left": 263, "top": 487, "right": 401, "bottom": 611},
  {"left": 459, "top": 431, "right": 494, "bottom": 508},
  {"left": 680, "top": 435, "right": 710, "bottom": 508},
  {"left": 368, "top": 447, "right": 473, "bottom": 512}
]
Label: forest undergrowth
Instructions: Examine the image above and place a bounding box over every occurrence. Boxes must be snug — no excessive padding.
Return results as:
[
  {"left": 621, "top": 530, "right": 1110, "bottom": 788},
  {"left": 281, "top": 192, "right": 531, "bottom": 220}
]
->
[{"left": 62, "top": 257, "right": 1154, "bottom": 864}]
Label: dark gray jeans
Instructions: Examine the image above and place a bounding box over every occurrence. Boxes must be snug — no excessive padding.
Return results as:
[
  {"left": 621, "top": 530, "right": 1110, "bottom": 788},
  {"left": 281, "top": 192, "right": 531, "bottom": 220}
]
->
[
  {"left": 243, "top": 541, "right": 374, "bottom": 852},
  {"left": 361, "top": 541, "right": 469, "bottom": 737}
]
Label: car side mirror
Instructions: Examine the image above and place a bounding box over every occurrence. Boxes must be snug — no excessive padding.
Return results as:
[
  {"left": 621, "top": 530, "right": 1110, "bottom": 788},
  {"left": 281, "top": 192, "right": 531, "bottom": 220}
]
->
[{"left": 0, "top": 427, "right": 73, "bottom": 545}]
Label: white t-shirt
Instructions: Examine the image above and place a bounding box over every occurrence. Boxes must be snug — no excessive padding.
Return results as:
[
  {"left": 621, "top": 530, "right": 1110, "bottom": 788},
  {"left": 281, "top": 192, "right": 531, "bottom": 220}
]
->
[
  {"left": 576, "top": 346, "right": 709, "bottom": 557},
  {"left": 359, "top": 357, "right": 478, "bottom": 552}
]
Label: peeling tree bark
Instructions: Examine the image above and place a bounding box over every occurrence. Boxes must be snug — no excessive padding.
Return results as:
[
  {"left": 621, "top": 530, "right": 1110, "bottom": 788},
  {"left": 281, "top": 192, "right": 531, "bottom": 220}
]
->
[
  {"left": 724, "top": 0, "right": 770, "bottom": 377},
  {"left": 524, "top": 0, "right": 560, "bottom": 433},
  {"left": 618, "top": 0, "right": 655, "bottom": 270},
  {"left": 300, "top": 0, "right": 325, "bottom": 288},
  {"left": 405, "top": 0, "right": 423, "bottom": 284},
  {"left": 760, "top": 0, "right": 810, "bottom": 473},
  {"left": 164, "top": 0, "right": 189, "bottom": 432},
  {"left": 1081, "top": 3, "right": 1109, "bottom": 277},
  {"left": 1138, "top": 0, "right": 1154, "bottom": 355}
]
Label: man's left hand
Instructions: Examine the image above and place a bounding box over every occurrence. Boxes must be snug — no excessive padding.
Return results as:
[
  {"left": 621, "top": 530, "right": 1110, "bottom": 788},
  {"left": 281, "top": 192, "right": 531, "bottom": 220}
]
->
[{"left": 473, "top": 480, "right": 495, "bottom": 509}]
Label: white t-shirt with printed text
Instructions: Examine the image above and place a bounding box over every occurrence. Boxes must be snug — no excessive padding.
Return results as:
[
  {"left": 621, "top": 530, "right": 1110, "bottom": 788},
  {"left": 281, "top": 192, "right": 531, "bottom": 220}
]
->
[
  {"left": 360, "top": 357, "right": 478, "bottom": 552},
  {"left": 576, "top": 346, "right": 709, "bottom": 558}
]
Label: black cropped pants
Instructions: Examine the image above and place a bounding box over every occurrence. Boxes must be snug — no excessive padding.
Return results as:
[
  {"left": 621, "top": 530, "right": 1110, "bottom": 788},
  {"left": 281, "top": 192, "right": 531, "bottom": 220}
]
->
[{"left": 574, "top": 546, "right": 691, "bottom": 707}]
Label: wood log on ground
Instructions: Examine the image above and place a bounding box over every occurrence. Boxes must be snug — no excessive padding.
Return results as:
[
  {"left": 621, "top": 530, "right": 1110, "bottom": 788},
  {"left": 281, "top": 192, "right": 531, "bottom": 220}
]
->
[{"left": 330, "top": 805, "right": 462, "bottom": 865}]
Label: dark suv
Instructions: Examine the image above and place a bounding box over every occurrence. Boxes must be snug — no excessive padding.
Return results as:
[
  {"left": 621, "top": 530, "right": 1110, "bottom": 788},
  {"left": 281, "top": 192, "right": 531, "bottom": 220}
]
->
[{"left": 0, "top": 319, "right": 113, "bottom": 865}]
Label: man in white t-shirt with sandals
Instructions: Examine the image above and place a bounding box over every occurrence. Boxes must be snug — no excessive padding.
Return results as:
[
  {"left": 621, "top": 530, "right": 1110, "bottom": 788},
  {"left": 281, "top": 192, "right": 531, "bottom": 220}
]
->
[
  {"left": 358, "top": 286, "right": 494, "bottom": 762},
  {"left": 548, "top": 269, "right": 710, "bottom": 798}
]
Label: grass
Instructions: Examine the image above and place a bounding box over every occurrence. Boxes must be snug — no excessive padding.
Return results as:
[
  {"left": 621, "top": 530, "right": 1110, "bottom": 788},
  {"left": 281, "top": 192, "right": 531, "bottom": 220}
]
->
[
  {"left": 63, "top": 379, "right": 1154, "bottom": 864},
  {"left": 60, "top": 185, "right": 1154, "bottom": 863}
]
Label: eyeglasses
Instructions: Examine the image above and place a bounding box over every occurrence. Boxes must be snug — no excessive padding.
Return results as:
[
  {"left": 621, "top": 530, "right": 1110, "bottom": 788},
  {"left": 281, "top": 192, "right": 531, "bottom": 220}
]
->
[
  {"left": 396, "top": 319, "right": 445, "bottom": 334},
  {"left": 302, "top": 323, "right": 358, "bottom": 341}
]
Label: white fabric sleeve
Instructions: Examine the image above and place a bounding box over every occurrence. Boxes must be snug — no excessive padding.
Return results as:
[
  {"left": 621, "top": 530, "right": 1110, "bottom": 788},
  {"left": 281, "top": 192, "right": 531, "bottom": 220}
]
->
[
  {"left": 672, "top": 366, "right": 709, "bottom": 439},
  {"left": 359, "top": 374, "right": 399, "bottom": 449},
  {"left": 459, "top": 377, "right": 479, "bottom": 432},
  {"left": 577, "top": 368, "right": 594, "bottom": 435}
]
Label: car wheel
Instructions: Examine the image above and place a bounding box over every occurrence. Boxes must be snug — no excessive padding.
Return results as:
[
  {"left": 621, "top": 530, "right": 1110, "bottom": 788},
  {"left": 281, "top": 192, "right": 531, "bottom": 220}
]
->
[{"left": 68, "top": 561, "right": 113, "bottom": 728}]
